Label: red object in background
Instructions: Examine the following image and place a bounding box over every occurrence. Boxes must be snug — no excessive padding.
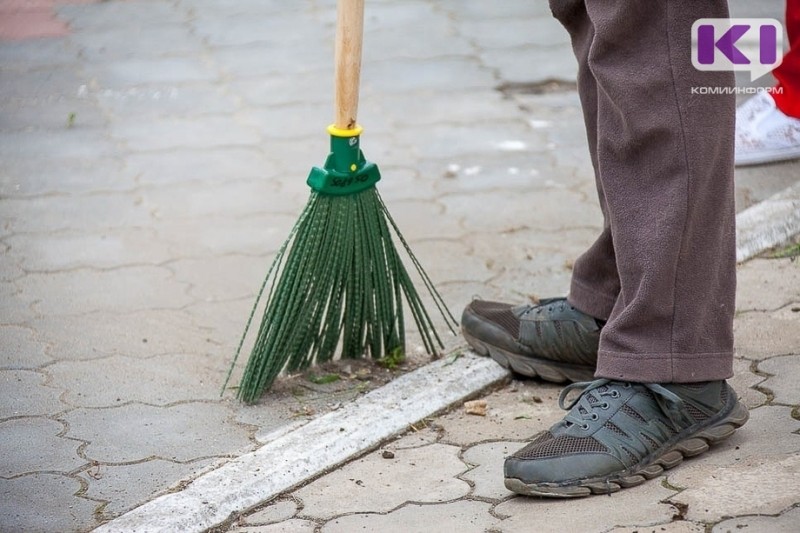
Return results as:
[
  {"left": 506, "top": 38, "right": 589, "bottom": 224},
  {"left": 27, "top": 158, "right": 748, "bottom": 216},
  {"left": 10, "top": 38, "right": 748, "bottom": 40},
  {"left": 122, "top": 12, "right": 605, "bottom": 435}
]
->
[
  {"left": 0, "top": 0, "right": 95, "bottom": 41},
  {"left": 773, "top": 0, "right": 800, "bottom": 118}
]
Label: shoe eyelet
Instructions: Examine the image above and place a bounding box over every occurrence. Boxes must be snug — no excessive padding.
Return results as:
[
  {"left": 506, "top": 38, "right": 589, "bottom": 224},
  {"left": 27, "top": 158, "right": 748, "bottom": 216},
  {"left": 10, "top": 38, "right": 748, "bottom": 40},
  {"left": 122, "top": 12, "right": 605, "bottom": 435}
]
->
[
  {"left": 580, "top": 424, "right": 590, "bottom": 431},
  {"left": 590, "top": 413, "right": 599, "bottom": 421},
  {"left": 610, "top": 391, "right": 620, "bottom": 398},
  {"left": 623, "top": 383, "right": 632, "bottom": 389},
  {"left": 600, "top": 402, "right": 610, "bottom": 409}
]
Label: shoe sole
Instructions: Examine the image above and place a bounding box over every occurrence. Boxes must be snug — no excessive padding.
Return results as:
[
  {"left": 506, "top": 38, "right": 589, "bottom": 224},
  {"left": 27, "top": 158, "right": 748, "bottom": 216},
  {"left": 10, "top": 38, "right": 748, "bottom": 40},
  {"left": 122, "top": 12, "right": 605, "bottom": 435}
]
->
[
  {"left": 504, "top": 401, "right": 750, "bottom": 498},
  {"left": 735, "top": 147, "right": 800, "bottom": 166},
  {"left": 463, "top": 330, "right": 595, "bottom": 383}
]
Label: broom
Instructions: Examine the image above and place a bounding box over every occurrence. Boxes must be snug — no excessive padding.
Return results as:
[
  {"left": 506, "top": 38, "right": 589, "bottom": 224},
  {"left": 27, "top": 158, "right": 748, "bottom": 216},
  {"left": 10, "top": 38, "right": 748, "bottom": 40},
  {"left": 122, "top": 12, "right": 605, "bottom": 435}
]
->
[{"left": 224, "top": 0, "right": 458, "bottom": 403}]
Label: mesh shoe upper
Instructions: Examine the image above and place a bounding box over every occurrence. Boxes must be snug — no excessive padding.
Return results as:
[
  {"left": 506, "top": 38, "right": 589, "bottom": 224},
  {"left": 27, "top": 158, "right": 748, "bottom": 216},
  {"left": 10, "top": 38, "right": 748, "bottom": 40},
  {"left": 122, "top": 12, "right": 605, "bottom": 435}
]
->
[
  {"left": 505, "top": 379, "right": 746, "bottom": 487},
  {"left": 462, "top": 297, "right": 601, "bottom": 367}
]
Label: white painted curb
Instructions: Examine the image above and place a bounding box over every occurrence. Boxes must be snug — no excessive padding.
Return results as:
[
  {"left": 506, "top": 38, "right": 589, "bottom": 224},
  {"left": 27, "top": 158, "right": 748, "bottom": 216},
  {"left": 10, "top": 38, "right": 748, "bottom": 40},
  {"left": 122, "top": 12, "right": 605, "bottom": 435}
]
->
[
  {"left": 736, "top": 182, "right": 800, "bottom": 263},
  {"left": 93, "top": 354, "right": 509, "bottom": 533}
]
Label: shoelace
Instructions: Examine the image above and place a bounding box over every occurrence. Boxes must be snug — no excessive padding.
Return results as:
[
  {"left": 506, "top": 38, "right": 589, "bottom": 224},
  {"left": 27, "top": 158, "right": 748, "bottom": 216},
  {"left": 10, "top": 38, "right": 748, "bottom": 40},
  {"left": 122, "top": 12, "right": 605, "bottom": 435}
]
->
[{"left": 558, "top": 379, "right": 691, "bottom": 431}]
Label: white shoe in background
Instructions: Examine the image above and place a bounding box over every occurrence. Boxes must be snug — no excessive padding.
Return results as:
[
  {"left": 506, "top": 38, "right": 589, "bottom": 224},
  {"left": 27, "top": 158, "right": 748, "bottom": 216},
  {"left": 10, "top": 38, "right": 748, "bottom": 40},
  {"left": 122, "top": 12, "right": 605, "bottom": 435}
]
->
[{"left": 735, "top": 91, "right": 800, "bottom": 166}]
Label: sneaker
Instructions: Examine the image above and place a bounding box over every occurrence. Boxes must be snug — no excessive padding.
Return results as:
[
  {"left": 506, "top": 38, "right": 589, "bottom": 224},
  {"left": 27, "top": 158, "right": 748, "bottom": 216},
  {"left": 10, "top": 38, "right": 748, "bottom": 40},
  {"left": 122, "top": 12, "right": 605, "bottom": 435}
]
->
[
  {"left": 504, "top": 379, "right": 749, "bottom": 497},
  {"left": 735, "top": 91, "right": 800, "bottom": 166},
  {"left": 461, "top": 298, "right": 600, "bottom": 383}
]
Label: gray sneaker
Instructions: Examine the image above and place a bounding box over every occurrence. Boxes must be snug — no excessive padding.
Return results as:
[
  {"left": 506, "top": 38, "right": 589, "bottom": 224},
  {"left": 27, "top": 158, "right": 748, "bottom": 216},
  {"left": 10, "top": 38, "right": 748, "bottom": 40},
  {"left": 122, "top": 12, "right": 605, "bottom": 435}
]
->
[
  {"left": 504, "top": 379, "right": 749, "bottom": 497},
  {"left": 461, "top": 298, "right": 600, "bottom": 382}
]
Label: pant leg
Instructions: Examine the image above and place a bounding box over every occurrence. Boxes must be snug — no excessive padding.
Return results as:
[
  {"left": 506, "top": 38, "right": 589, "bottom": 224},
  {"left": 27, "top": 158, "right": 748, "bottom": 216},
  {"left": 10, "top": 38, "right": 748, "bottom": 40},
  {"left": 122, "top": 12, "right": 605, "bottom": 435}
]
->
[
  {"left": 549, "top": 0, "right": 621, "bottom": 322},
  {"left": 772, "top": 0, "right": 800, "bottom": 118},
  {"left": 552, "top": 0, "right": 737, "bottom": 383}
]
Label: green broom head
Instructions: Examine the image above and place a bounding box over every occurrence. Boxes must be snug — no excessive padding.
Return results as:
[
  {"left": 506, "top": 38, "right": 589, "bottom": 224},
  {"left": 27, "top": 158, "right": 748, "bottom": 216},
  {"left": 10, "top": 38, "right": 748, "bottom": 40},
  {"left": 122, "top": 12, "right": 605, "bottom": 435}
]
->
[{"left": 224, "top": 125, "right": 458, "bottom": 403}]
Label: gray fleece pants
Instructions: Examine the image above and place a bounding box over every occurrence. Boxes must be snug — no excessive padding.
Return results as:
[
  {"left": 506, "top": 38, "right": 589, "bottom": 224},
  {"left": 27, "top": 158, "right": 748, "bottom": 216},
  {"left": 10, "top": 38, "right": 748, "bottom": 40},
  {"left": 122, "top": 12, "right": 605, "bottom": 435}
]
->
[{"left": 551, "top": 0, "right": 737, "bottom": 383}]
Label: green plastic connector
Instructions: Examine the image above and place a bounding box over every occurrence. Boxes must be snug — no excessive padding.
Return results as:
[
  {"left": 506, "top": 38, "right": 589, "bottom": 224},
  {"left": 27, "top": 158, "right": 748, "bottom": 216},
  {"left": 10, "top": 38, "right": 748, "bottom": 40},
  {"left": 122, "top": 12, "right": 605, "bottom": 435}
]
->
[{"left": 307, "top": 131, "right": 381, "bottom": 196}]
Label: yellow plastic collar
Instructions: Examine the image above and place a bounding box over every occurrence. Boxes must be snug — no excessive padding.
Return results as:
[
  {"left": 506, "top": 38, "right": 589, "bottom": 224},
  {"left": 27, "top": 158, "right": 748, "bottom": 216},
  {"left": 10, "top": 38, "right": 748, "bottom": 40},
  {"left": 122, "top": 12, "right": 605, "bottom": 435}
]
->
[{"left": 327, "top": 124, "right": 363, "bottom": 137}]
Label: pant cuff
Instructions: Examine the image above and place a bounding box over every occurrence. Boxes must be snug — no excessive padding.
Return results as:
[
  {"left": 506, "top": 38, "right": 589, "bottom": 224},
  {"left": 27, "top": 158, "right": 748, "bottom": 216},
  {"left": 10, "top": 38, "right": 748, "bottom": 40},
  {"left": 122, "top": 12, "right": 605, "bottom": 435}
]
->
[{"left": 595, "top": 350, "right": 734, "bottom": 383}]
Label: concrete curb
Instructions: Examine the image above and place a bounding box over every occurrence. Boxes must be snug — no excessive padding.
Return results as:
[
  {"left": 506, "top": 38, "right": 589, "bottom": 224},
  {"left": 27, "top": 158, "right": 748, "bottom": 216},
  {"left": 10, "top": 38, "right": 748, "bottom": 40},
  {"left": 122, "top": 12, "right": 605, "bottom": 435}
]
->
[
  {"left": 93, "top": 354, "right": 509, "bottom": 533},
  {"left": 736, "top": 182, "right": 800, "bottom": 262}
]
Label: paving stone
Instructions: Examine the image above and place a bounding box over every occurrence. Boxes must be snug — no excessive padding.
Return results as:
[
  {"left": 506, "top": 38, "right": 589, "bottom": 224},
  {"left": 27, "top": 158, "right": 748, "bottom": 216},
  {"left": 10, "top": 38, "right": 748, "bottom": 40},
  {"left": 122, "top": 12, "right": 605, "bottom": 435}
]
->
[
  {"left": 428, "top": 153, "right": 560, "bottom": 196},
  {"left": 460, "top": 441, "right": 518, "bottom": 500},
  {"left": 0, "top": 96, "right": 106, "bottom": 131},
  {"left": 0, "top": 417, "right": 85, "bottom": 477},
  {"left": 31, "top": 309, "right": 207, "bottom": 361},
  {"left": 400, "top": 240, "right": 493, "bottom": 286},
  {"left": 757, "top": 354, "right": 800, "bottom": 405},
  {"left": 212, "top": 41, "right": 331, "bottom": 79},
  {"left": 440, "top": 188, "right": 602, "bottom": 234},
  {"left": 480, "top": 45, "right": 578, "bottom": 85},
  {"left": 395, "top": 121, "right": 547, "bottom": 161},
  {"left": 0, "top": 128, "right": 116, "bottom": 160},
  {"left": 0, "top": 369, "right": 65, "bottom": 419},
  {"left": 182, "top": 297, "right": 255, "bottom": 354},
  {"left": 729, "top": 357, "right": 768, "bottom": 409},
  {"left": 494, "top": 482, "right": 678, "bottom": 533},
  {"left": 0, "top": 473, "right": 97, "bottom": 533},
  {"left": 243, "top": 499, "right": 298, "bottom": 525},
  {"left": 125, "top": 147, "right": 274, "bottom": 187},
  {"left": 1, "top": 193, "right": 151, "bottom": 233},
  {"left": 0, "top": 156, "right": 135, "bottom": 197},
  {"left": 458, "top": 17, "right": 570, "bottom": 49},
  {"left": 72, "top": 26, "right": 203, "bottom": 63},
  {"left": 362, "top": 25, "right": 473, "bottom": 62},
  {"left": 387, "top": 426, "right": 440, "bottom": 450},
  {"left": 0, "top": 66, "right": 88, "bottom": 100},
  {"left": 95, "top": 84, "right": 239, "bottom": 119},
  {"left": 0, "top": 38, "right": 80, "bottom": 70},
  {"left": 110, "top": 116, "right": 260, "bottom": 151},
  {"left": 734, "top": 306, "right": 800, "bottom": 360},
  {"left": 437, "top": 382, "right": 564, "bottom": 446},
  {"left": 712, "top": 505, "right": 800, "bottom": 533},
  {"left": 231, "top": 519, "right": 317, "bottom": 533},
  {"left": 0, "top": 281, "right": 36, "bottom": 325},
  {"left": 57, "top": 1, "right": 186, "bottom": 30},
  {"left": 152, "top": 213, "right": 301, "bottom": 258},
  {"left": 243, "top": 102, "right": 342, "bottom": 141},
  {"left": 229, "top": 71, "right": 332, "bottom": 108},
  {"left": 81, "top": 458, "right": 219, "bottom": 518},
  {"left": 708, "top": 405, "right": 800, "bottom": 466},
  {"left": 141, "top": 180, "right": 290, "bottom": 221},
  {"left": 0, "top": 325, "right": 52, "bottom": 369},
  {"left": 0, "top": 246, "right": 24, "bottom": 282},
  {"left": 7, "top": 228, "right": 173, "bottom": 272},
  {"left": 294, "top": 443, "right": 470, "bottom": 520},
  {"left": 86, "top": 57, "right": 217, "bottom": 88},
  {"left": 168, "top": 255, "right": 270, "bottom": 303},
  {"left": 667, "top": 453, "right": 800, "bottom": 522},
  {"left": 50, "top": 353, "right": 224, "bottom": 408},
  {"left": 16, "top": 266, "right": 193, "bottom": 316},
  {"left": 192, "top": 13, "right": 315, "bottom": 48},
  {"left": 442, "top": 0, "right": 549, "bottom": 20},
  {"left": 322, "top": 500, "right": 499, "bottom": 533},
  {"left": 63, "top": 402, "right": 252, "bottom": 463},
  {"left": 736, "top": 258, "right": 800, "bottom": 311},
  {"left": 361, "top": 58, "right": 497, "bottom": 94},
  {"left": 734, "top": 162, "right": 800, "bottom": 212}
]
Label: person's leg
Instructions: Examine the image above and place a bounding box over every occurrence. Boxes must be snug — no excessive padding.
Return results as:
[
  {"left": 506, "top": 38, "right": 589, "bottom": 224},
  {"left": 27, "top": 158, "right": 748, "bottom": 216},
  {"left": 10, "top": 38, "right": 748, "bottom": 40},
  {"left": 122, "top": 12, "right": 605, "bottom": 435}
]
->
[
  {"left": 576, "top": 0, "right": 737, "bottom": 383},
  {"left": 503, "top": 0, "right": 748, "bottom": 497},
  {"left": 460, "top": 0, "right": 610, "bottom": 383},
  {"left": 552, "top": 0, "right": 621, "bottom": 322},
  {"left": 772, "top": 0, "right": 800, "bottom": 117}
]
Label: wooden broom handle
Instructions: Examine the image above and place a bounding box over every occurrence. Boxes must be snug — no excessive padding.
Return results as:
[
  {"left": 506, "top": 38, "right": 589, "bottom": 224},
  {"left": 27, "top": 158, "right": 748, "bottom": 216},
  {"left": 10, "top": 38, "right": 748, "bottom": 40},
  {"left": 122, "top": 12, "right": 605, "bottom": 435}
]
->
[{"left": 334, "top": 0, "right": 364, "bottom": 130}]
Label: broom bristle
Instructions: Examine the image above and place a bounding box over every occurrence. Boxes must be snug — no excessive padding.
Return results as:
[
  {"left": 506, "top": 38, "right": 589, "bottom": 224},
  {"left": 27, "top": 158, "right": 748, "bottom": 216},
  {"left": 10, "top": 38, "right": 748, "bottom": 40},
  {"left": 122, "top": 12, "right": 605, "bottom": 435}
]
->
[{"left": 224, "top": 187, "right": 457, "bottom": 403}]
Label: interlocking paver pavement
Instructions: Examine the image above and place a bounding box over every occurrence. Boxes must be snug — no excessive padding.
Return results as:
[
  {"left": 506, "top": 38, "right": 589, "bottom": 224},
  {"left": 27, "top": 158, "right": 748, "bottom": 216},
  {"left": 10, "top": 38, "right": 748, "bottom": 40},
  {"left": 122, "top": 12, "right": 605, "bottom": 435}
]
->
[{"left": 1, "top": 0, "right": 798, "bottom": 532}]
